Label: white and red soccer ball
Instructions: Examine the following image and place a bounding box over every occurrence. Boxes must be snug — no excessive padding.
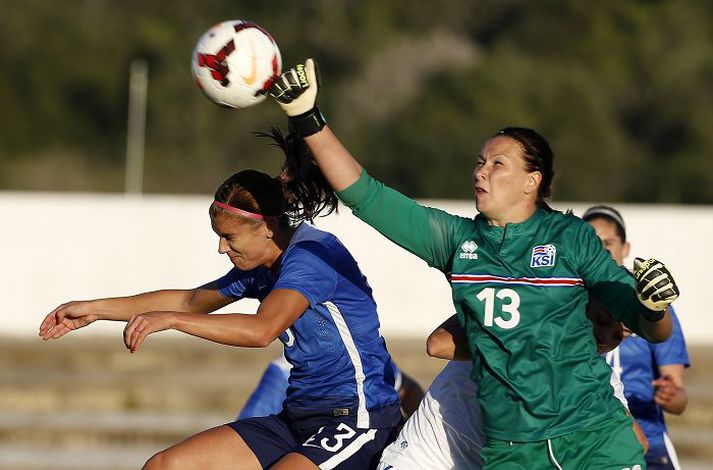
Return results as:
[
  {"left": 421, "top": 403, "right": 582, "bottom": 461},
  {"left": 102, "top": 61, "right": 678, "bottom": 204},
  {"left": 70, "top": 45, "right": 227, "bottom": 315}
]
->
[{"left": 191, "top": 20, "right": 282, "bottom": 109}]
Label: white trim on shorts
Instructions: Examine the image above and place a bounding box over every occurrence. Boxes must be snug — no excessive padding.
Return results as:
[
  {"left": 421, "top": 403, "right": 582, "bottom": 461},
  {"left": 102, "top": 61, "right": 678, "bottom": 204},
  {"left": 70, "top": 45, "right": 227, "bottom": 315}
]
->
[
  {"left": 319, "top": 429, "right": 378, "bottom": 470},
  {"left": 547, "top": 439, "right": 564, "bottom": 470},
  {"left": 325, "top": 301, "right": 369, "bottom": 428},
  {"left": 662, "top": 432, "right": 681, "bottom": 470}
]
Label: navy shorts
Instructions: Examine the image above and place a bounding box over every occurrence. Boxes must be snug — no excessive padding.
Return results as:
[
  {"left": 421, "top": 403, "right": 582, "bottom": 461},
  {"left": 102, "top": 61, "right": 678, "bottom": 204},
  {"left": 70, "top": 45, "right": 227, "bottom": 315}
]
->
[
  {"left": 645, "top": 453, "right": 677, "bottom": 470},
  {"left": 228, "top": 412, "right": 398, "bottom": 469}
]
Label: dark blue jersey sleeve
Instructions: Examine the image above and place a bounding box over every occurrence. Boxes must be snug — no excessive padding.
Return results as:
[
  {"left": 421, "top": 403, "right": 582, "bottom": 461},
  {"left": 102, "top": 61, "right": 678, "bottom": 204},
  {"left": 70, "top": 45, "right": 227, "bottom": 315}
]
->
[{"left": 215, "top": 267, "right": 274, "bottom": 300}]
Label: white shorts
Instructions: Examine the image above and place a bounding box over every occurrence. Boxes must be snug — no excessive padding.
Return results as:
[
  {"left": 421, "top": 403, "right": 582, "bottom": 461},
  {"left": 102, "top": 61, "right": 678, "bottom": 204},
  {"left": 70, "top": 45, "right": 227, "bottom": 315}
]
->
[{"left": 378, "top": 361, "right": 484, "bottom": 470}]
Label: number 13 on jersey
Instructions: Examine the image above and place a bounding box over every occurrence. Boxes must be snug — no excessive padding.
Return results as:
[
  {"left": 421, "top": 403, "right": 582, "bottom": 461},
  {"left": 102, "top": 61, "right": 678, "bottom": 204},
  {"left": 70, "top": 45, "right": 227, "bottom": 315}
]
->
[{"left": 476, "top": 288, "right": 521, "bottom": 329}]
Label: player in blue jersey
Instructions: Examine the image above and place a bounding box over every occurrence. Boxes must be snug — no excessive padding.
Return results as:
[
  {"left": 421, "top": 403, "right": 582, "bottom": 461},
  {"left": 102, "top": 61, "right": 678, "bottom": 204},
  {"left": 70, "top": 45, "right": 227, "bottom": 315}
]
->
[
  {"left": 39, "top": 129, "right": 402, "bottom": 470},
  {"left": 583, "top": 205, "right": 690, "bottom": 470},
  {"left": 238, "top": 353, "right": 424, "bottom": 421},
  {"left": 239, "top": 354, "right": 294, "bottom": 420}
]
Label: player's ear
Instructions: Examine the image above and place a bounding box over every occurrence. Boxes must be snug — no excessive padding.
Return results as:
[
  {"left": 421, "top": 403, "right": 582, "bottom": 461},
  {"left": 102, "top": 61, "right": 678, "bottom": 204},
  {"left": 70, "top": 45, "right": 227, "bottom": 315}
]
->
[
  {"left": 263, "top": 218, "right": 277, "bottom": 239},
  {"left": 525, "top": 171, "right": 542, "bottom": 196},
  {"left": 622, "top": 241, "right": 631, "bottom": 260}
]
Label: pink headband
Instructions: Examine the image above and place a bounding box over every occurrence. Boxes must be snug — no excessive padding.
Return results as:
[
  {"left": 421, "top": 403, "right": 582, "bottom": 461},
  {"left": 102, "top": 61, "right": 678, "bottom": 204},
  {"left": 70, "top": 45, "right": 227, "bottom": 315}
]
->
[{"left": 212, "top": 201, "right": 274, "bottom": 220}]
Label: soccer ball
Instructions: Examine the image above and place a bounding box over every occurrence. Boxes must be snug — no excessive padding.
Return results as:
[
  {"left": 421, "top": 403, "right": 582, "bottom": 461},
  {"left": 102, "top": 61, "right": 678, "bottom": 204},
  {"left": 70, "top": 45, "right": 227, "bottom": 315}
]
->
[{"left": 191, "top": 20, "right": 282, "bottom": 109}]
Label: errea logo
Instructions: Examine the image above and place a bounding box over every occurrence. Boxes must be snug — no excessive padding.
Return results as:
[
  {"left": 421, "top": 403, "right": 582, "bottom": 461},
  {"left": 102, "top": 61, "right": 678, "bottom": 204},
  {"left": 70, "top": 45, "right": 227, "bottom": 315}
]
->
[{"left": 459, "top": 240, "right": 479, "bottom": 260}]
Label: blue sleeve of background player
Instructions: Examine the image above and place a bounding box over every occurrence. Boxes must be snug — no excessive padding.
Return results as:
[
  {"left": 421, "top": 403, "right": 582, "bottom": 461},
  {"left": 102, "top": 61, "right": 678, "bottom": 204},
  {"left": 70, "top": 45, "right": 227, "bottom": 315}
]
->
[
  {"left": 238, "top": 360, "right": 291, "bottom": 419},
  {"left": 651, "top": 308, "right": 690, "bottom": 368}
]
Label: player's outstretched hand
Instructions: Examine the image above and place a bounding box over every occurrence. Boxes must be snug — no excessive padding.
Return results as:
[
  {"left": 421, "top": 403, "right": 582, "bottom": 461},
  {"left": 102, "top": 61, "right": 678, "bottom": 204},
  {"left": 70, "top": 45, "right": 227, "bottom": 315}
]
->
[
  {"left": 39, "top": 301, "right": 99, "bottom": 340},
  {"left": 269, "top": 59, "right": 326, "bottom": 137},
  {"left": 633, "top": 257, "right": 679, "bottom": 315},
  {"left": 123, "top": 311, "right": 174, "bottom": 353},
  {"left": 270, "top": 58, "right": 318, "bottom": 114}
]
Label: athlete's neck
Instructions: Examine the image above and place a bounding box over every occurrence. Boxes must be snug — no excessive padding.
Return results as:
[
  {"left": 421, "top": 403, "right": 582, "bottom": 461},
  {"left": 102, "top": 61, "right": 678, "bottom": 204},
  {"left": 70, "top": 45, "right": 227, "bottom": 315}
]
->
[{"left": 484, "top": 205, "right": 538, "bottom": 227}]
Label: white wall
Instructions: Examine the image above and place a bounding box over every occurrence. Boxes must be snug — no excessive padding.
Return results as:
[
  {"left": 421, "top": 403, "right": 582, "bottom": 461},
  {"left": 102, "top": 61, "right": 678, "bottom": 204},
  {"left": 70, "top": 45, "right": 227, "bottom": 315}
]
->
[{"left": 3, "top": 193, "right": 711, "bottom": 344}]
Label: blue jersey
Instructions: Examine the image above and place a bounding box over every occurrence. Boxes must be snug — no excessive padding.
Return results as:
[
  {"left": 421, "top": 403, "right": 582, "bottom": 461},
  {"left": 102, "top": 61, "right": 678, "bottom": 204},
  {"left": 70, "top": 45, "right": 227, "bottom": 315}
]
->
[
  {"left": 217, "top": 223, "right": 401, "bottom": 429},
  {"left": 605, "top": 308, "right": 689, "bottom": 460},
  {"left": 238, "top": 355, "right": 292, "bottom": 420},
  {"left": 239, "top": 354, "right": 403, "bottom": 420}
]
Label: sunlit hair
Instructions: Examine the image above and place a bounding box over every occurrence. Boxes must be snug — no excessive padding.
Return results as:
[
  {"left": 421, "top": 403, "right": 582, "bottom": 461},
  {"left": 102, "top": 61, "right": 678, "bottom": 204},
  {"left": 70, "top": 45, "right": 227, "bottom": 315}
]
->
[
  {"left": 494, "top": 127, "right": 555, "bottom": 211},
  {"left": 210, "top": 128, "right": 338, "bottom": 227}
]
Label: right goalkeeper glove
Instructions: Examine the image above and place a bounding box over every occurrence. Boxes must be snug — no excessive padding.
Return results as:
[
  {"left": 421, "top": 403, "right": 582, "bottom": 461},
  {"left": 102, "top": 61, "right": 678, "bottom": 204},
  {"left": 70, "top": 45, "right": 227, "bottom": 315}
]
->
[
  {"left": 633, "top": 257, "right": 679, "bottom": 321},
  {"left": 269, "top": 58, "right": 326, "bottom": 137}
]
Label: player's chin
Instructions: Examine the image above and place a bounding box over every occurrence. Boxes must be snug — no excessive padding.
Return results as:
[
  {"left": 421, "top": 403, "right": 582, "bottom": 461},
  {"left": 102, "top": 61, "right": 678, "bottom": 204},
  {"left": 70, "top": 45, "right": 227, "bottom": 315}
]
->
[
  {"left": 230, "top": 256, "right": 246, "bottom": 269},
  {"left": 231, "top": 257, "right": 259, "bottom": 271},
  {"left": 475, "top": 197, "right": 491, "bottom": 214}
]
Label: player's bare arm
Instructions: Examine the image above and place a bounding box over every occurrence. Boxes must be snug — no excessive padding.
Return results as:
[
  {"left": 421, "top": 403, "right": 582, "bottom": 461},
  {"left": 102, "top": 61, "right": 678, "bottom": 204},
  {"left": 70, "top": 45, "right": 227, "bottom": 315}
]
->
[
  {"left": 397, "top": 373, "right": 425, "bottom": 418},
  {"left": 39, "top": 283, "right": 231, "bottom": 341},
  {"left": 271, "top": 59, "right": 361, "bottom": 192},
  {"left": 426, "top": 314, "right": 471, "bottom": 361},
  {"left": 123, "top": 288, "right": 309, "bottom": 352},
  {"left": 653, "top": 364, "right": 688, "bottom": 414}
]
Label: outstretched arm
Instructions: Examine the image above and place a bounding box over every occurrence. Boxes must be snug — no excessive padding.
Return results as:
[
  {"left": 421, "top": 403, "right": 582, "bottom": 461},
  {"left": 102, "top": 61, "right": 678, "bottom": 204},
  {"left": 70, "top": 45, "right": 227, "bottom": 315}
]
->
[
  {"left": 39, "top": 283, "right": 231, "bottom": 340},
  {"left": 305, "top": 126, "right": 362, "bottom": 191},
  {"left": 272, "top": 59, "right": 466, "bottom": 272},
  {"left": 122, "top": 288, "right": 308, "bottom": 352},
  {"left": 271, "top": 59, "right": 361, "bottom": 191}
]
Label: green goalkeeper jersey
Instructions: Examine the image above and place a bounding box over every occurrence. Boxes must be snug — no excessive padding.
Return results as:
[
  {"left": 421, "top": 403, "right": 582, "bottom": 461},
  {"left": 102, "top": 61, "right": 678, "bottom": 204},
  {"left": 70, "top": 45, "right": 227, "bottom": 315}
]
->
[{"left": 338, "top": 170, "right": 650, "bottom": 441}]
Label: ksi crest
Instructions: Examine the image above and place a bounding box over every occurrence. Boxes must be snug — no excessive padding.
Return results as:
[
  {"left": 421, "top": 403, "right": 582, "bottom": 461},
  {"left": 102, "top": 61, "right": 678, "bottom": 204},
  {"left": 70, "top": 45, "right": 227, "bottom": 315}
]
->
[{"left": 530, "top": 244, "right": 556, "bottom": 268}]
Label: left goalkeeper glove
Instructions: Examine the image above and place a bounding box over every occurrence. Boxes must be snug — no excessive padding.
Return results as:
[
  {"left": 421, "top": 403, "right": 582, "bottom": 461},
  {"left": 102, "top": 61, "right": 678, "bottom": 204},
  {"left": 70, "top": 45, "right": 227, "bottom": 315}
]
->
[
  {"left": 270, "top": 58, "right": 326, "bottom": 137},
  {"left": 633, "top": 257, "right": 679, "bottom": 321}
]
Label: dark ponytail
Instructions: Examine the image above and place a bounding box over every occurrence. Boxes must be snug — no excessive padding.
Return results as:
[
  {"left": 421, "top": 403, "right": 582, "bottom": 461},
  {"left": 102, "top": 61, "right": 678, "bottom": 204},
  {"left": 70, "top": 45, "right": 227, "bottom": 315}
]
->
[
  {"left": 211, "top": 128, "right": 337, "bottom": 226},
  {"left": 495, "top": 127, "right": 555, "bottom": 211}
]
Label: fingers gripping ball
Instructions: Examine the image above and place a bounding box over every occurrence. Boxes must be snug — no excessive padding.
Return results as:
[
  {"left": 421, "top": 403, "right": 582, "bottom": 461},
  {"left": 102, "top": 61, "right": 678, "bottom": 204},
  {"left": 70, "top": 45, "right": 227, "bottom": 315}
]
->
[
  {"left": 270, "top": 59, "right": 326, "bottom": 137},
  {"left": 634, "top": 257, "right": 680, "bottom": 314}
]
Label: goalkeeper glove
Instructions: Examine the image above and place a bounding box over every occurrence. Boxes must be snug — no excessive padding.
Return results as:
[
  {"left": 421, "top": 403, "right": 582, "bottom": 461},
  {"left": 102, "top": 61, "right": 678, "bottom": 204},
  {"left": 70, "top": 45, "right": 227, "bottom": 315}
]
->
[
  {"left": 633, "top": 257, "right": 679, "bottom": 321},
  {"left": 270, "top": 58, "right": 326, "bottom": 137}
]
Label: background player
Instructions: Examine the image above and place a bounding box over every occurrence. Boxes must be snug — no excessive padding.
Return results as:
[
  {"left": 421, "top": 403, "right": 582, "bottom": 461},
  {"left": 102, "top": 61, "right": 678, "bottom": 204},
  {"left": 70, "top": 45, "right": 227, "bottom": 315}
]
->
[
  {"left": 39, "top": 129, "right": 402, "bottom": 470},
  {"left": 583, "top": 204, "right": 690, "bottom": 470},
  {"left": 269, "top": 59, "right": 679, "bottom": 468},
  {"left": 238, "top": 352, "right": 424, "bottom": 421}
]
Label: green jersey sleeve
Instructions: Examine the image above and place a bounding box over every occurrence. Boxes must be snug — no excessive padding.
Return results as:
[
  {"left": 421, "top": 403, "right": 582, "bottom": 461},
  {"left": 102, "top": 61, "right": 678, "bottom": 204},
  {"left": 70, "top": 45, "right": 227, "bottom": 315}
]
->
[
  {"left": 337, "top": 170, "right": 471, "bottom": 272},
  {"left": 575, "top": 220, "right": 647, "bottom": 336}
]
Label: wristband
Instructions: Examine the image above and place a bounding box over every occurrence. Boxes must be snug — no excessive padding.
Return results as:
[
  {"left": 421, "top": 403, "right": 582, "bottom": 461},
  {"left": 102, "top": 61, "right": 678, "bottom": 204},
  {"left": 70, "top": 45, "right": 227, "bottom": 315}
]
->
[
  {"left": 642, "top": 308, "right": 665, "bottom": 322},
  {"left": 288, "top": 107, "right": 326, "bottom": 137}
]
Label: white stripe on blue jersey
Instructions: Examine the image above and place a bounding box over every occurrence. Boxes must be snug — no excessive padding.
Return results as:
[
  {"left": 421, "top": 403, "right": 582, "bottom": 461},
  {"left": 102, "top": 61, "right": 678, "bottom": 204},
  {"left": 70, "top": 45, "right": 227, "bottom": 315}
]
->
[{"left": 325, "top": 301, "right": 369, "bottom": 428}]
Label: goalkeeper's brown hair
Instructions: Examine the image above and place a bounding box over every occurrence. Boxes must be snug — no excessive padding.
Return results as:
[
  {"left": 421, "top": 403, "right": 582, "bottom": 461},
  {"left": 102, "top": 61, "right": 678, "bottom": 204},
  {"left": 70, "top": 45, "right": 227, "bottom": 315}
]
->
[{"left": 494, "top": 127, "right": 555, "bottom": 212}]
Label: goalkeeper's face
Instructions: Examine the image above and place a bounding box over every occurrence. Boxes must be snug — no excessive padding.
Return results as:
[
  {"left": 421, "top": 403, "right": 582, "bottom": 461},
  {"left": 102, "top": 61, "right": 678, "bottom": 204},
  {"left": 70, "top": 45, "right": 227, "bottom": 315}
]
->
[
  {"left": 473, "top": 136, "right": 542, "bottom": 222},
  {"left": 588, "top": 218, "right": 631, "bottom": 265}
]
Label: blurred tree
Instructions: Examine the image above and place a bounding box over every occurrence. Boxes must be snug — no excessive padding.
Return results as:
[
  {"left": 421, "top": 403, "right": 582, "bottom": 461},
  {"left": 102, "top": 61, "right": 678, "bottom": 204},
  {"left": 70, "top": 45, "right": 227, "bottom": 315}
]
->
[{"left": 0, "top": 0, "right": 711, "bottom": 203}]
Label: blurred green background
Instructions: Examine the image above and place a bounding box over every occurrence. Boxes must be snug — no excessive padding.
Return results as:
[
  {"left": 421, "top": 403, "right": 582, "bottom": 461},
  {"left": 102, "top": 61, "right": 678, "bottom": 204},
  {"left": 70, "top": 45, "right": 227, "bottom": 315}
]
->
[{"left": 2, "top": 0, "right": 712, "bottom": 202}]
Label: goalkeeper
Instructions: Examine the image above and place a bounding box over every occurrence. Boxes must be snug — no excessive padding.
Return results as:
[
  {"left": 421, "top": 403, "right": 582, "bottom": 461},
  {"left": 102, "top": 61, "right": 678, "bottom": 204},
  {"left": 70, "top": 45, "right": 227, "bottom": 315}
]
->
[{"left": 270, "top": 60, "right": 679, "bottom": 469}]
